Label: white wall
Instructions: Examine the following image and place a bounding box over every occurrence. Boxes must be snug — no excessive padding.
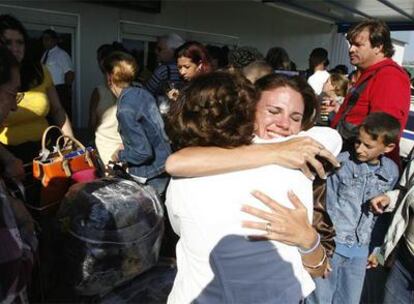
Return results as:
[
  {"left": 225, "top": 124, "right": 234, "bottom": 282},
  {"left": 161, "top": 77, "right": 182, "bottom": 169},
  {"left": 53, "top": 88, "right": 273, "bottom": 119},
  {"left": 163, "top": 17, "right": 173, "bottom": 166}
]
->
[
  {"left": 1, "top": 0, "right": 334, "bottom": 127},
  {"left": 392, "top": 40, "right": 405, "bottom": 65}
]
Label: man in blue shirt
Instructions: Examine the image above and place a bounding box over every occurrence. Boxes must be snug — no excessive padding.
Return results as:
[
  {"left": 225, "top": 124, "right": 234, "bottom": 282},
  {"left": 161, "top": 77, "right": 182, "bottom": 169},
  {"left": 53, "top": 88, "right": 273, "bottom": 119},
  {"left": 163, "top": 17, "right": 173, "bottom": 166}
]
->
[{"left": 145, "top": 33, "right": 184, "bottom": 100}]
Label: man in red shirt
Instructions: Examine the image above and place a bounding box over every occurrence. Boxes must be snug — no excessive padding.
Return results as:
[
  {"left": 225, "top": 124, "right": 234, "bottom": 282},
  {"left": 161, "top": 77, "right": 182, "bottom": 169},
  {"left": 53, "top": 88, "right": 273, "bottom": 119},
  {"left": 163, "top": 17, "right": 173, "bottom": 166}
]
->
[{"left": 331, "top": 19, "right": 410, "bottom": 165}]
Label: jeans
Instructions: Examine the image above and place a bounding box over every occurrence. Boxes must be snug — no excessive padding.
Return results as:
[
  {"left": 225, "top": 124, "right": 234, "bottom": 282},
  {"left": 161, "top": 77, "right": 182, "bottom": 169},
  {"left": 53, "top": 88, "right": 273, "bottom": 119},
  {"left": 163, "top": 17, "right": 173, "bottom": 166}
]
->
[
  {"left": 306, "top": 252, "right": 367, "bottom": 304},
  {"left": 383, "top": 253, "right": 414, "bottom": 304}
]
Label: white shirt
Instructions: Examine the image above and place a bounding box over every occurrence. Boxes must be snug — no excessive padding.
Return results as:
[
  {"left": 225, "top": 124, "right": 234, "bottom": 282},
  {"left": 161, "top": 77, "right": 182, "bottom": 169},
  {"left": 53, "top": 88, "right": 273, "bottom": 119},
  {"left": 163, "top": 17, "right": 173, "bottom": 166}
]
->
[
  {"left": 41, "top": 45, "right": 73, "bottom": 85},
  {"left": 308, "top": 70, "right": 330, "bottom": 95},
  {"left": 94, "top": 85, "right": 122, "bottom": 165},
  {"left": 166, "top": 127, "right": 342, "bottom": 304}
]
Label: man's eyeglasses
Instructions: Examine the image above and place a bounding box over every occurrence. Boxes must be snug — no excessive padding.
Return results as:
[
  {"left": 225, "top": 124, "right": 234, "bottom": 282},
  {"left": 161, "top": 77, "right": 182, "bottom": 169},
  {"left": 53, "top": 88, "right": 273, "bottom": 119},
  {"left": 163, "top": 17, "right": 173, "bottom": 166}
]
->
[{"left": 3, "top": 88, "right": 24, "bottom": 104}]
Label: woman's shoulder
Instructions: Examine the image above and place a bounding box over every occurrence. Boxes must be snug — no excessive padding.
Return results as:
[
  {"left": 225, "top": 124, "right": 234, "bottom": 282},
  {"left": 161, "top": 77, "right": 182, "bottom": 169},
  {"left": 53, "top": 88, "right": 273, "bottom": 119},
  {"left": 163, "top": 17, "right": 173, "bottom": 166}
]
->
[{"left": 121, "top": 86, "right": 156, "bottom": 104}]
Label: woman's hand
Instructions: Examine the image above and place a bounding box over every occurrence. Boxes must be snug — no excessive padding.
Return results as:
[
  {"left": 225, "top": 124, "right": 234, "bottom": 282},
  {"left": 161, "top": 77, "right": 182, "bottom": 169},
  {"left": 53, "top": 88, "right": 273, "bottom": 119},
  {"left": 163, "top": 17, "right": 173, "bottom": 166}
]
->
[
  {"left": 167, "top": 88, "right": 180, "bottom": 101},
  {"left": 111, "top": 144, "right": 124, "bottom": 162},
  {"left": 242, "top": 190, "right": 328, "bottom": 277},
  {"left": 241, "top": 190, "right": 317, "bottom": 249},
  {"left": 271, "top": 136, "right": 340, "bottom": 180}
]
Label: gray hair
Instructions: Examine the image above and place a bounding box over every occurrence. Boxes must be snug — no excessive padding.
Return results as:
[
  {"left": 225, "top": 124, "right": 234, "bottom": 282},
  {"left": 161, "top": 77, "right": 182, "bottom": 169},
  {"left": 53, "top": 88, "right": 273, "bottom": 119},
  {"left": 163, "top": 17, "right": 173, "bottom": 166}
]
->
[{"left": 160, "top": 33, "right": 185, "bottom": 50}]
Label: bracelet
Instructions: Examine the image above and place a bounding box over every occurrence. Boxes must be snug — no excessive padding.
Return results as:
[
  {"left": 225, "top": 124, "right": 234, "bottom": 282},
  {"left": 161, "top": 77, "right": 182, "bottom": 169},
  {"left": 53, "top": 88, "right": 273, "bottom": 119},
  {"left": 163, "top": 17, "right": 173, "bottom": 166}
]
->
[
  {"left": 303, "top": 246, "right": 327, "bottom": 269},
  {"left": 298, "top": 233, "right": 320, "bottom": 255}
]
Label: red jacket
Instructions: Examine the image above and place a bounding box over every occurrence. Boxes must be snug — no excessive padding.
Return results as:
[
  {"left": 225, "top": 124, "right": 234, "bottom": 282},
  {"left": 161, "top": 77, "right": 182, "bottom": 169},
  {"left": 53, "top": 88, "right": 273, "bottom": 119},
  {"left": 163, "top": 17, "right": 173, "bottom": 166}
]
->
[{"left": 331, "top": 58, "right": 411, "bottom": 164}]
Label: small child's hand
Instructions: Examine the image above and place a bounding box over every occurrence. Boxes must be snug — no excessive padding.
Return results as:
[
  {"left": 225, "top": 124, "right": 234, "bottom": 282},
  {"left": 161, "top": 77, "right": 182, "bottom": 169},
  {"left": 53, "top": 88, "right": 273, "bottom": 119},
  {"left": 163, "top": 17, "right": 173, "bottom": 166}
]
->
[
  {"left": 370, "top": 194, "right": 390, "bottom": 214},
  {"left": 366, "top": 253, "right": 379, "bottom": 269}
]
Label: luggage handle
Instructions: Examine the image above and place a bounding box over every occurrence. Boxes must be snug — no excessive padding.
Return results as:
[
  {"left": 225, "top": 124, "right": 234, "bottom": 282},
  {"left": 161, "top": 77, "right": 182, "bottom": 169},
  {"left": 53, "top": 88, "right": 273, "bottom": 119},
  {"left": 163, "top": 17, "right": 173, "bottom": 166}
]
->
[
  {"left": 40, "top": 125, "right": 64, "bottom": 161},
  {"left": 56, "top": 135, "right": 94, "bottom": 177}
]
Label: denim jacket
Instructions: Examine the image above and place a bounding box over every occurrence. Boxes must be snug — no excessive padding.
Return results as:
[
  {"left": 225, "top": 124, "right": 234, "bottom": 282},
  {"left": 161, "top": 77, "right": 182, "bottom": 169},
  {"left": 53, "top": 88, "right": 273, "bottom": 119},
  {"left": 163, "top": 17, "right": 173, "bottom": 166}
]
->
[
  {"left": 326, "top": 151, "right": 399, "bottom": 247},
  {"left": 117, "top": 86, "right": 171, "bottom": 194}
]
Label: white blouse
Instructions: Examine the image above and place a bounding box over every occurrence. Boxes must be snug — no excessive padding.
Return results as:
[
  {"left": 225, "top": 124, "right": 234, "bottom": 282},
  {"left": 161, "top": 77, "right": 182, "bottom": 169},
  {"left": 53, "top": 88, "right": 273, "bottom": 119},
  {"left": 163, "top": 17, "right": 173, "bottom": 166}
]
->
[{"left": 166, "top": 127, "right": 342, "bottom": 304}]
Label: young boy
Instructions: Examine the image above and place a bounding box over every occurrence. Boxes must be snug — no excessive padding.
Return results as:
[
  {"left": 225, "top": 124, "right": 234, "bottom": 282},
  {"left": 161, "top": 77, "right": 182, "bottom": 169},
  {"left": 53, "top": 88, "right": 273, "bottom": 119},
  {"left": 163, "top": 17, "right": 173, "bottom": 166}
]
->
[{"left": 307, "top": 112, "right": 400, "bottom": 304}]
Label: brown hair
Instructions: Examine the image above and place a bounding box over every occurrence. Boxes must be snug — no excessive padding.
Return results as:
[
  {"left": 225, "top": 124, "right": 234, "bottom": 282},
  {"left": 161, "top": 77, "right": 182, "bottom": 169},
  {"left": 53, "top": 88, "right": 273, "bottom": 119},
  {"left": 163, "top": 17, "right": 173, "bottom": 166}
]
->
[
  {"left": 175, "top": 41, "right": 213, "bottom": 74},
  {"left": 0, "top": 46, "right": 19, "bottom": 85},
  {"left": 255, "top": 74, "right": 319, "bottom": 130},
  {"left": 167, "top": 71, "right": 257, "bottom": 151},
  {"left": 309, "top": 47, "right": 329, "bottom": 71},
  {"left": 347, "top": 19, "right": 394, "bottom": 58},
  {"left": 0, "top": 14, "right": 43, "bottom": 91},
  {"left": 359, "top": 112, "right": 400, "bottom": 145},
  {"left": 102, "top": 51, "right": 137, "bottom": 87}
]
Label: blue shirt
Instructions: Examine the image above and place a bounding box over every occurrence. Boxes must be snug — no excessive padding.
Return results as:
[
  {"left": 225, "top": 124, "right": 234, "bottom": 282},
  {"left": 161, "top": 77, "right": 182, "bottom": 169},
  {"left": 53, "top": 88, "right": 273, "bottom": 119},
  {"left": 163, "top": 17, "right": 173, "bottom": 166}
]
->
[
  {"left": 326, "top": 151, "right": 399, "bottom": 247},
  {"left": 144, "top": 63, "right": 182, "bottom": 97}
]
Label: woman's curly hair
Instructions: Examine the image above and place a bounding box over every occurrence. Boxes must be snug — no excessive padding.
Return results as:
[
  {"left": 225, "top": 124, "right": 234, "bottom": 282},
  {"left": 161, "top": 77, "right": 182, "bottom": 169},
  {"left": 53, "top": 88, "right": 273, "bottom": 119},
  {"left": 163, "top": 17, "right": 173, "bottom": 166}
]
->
[{"left": 167, "top": 71, "right": 257, "bottom": 151}]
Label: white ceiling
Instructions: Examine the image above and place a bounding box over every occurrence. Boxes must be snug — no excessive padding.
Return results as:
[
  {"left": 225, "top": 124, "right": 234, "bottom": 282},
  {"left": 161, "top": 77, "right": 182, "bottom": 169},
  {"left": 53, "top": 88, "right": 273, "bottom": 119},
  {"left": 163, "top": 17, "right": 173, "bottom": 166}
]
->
[{"left": 263, "top": 0, "right": 414, "bottom": 30}]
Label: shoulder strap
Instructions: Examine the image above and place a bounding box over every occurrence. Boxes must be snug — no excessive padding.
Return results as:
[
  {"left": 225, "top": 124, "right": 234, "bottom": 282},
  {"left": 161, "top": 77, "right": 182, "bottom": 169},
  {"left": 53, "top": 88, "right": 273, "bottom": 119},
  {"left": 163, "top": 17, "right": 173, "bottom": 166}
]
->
[
  {"left": 340, "top": 63, "right": 402, "bottom": 121},
  {"left": 340, "top": 74, "right": 372, "bottom": 118}
]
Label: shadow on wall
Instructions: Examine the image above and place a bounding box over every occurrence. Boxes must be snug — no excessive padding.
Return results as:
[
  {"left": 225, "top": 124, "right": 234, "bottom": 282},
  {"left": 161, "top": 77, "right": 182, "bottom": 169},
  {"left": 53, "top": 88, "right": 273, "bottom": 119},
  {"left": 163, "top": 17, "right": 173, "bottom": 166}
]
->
[{"left": 195, "top": 234, "right": 302, "bottom": 304}]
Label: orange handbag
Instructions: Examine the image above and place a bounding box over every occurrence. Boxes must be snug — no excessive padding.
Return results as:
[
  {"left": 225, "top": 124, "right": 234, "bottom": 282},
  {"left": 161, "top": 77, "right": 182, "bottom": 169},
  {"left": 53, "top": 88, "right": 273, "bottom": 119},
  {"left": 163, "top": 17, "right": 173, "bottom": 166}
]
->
[{"left": 32, "top": 126, "right": 98, "bottom": 206}]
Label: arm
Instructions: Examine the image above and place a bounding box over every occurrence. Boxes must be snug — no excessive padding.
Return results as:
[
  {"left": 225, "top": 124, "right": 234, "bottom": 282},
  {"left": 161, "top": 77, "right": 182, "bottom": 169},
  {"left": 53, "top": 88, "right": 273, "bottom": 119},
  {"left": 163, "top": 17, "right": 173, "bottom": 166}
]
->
[
  {"left": 61, "top": 52, "right": 74, "bottom": 86},
  {"left": 166, "top": 136, "right": 340, "bottom": 180},
  {"left": 312, "top": 176, "right": 336, "bottom": 258},
  {"left": 117, "top": 109, "right": 153, "bottom": 166},
  {"left": 144, "top": 65, "right": 167, "bottom": 96},
  {"left": 0, "top": 144, "right": 24, "bottom": 180},
  {"left": 0, "top": 188, "right": 36, "bottom": 302},
  {"left": 8, "top": 196, "right": 36, "bottom": 248},
  {"left": 47, "top": 86, "right": 73, "bottom": 137},
  {"left": 242, "top": 190, "right": 327, "bottom": 277},
  {"left": 64, "top": 71, "right": 75, "bottom": 86},
  {"left": 88, "top": 87, "right": 100, "bottom": 132}
]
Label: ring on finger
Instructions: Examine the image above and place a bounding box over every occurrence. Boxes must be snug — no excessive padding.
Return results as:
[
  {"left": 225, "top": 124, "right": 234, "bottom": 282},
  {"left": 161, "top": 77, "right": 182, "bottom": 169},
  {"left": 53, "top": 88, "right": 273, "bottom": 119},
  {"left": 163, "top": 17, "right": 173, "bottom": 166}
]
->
[{"left": 265, "top": 222, "right": 272, "bottom": 234}]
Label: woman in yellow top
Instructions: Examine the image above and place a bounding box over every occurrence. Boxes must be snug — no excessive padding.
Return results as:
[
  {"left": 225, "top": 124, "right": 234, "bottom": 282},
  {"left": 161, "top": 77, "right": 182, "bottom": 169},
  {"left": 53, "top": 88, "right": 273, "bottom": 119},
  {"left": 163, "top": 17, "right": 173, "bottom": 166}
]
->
[{"left": 0, "top": 14, "right": 73, "bottom": 172}]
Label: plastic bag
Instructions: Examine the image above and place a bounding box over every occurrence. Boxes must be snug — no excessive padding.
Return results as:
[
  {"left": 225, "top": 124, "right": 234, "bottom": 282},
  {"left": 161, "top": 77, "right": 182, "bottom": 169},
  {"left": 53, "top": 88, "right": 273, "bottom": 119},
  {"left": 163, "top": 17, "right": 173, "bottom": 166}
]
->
[
  {"left": 100, "top": 259, "right": 177, "bottom": 303},
  {"left": 56, "top": 177, "right": 164, "bottom": 296}
]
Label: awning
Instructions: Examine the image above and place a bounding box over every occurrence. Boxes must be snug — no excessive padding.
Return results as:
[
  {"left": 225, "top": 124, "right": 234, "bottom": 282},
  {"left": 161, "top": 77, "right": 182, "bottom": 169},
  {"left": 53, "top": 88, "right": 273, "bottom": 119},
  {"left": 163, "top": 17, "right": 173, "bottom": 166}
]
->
[{"left": 262, "top": 0, "right": 414, "bottom": 31}]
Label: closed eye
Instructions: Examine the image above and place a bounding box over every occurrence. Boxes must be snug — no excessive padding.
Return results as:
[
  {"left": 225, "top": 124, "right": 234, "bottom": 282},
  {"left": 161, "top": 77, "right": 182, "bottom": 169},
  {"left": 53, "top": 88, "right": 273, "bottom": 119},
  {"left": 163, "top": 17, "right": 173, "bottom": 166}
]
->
[
  {"left": 291, "top": 114, "right": 303, "bottom": 122},
  {"left": 268, "top": 108, "right": 281, "bottom": 115}
]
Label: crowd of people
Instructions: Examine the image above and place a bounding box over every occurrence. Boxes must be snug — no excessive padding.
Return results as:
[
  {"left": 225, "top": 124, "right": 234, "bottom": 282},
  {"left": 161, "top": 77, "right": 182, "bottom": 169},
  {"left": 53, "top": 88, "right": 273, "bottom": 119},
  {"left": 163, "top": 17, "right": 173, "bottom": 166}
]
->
[{"left": 0, "top": 13, "right": 413, "bottom": 304}]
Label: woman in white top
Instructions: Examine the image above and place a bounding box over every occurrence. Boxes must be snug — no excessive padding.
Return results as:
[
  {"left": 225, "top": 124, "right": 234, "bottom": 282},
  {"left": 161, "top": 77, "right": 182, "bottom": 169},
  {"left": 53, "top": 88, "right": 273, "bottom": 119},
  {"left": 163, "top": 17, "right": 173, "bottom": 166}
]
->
[
  {"left": 89, "top": 43, "right": 125, "bottom": 165},
  {"left": 165, "top": 72, "right": 342, "bottom": 303}
]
